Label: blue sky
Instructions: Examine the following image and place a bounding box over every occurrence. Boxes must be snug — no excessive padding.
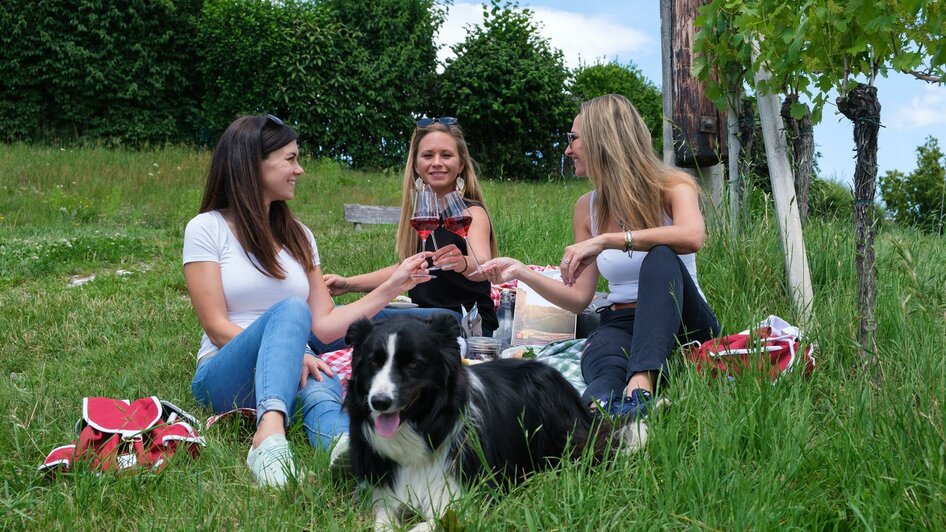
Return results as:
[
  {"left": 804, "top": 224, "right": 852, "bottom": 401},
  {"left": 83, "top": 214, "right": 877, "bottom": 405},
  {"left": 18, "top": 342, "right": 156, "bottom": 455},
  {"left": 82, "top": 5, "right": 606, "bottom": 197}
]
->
[{"left": 438, "top": 1, "right": 946, "bottom": 188}]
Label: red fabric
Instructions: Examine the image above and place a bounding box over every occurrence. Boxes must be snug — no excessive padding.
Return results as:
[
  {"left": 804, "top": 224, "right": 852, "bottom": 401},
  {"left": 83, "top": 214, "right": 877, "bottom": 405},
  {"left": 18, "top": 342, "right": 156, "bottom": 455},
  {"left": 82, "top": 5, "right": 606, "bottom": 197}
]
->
[
  {"left": 489, "top": 265, "right": 559, "bottom": 309},
  {"left": 203, "top": 407, "right": 257, "bottom": 430},
  {"left": 687, "top": 327, "right": 815, "bottom": 381},
  {"left": 40, "top": 397, "right": 205, "bottom": 474},
  {"left": 321, "top": 347, "right": 354, "bottom": 395},
  {"left": 83, "top": 396, "right": 161, "bottom": 436}
]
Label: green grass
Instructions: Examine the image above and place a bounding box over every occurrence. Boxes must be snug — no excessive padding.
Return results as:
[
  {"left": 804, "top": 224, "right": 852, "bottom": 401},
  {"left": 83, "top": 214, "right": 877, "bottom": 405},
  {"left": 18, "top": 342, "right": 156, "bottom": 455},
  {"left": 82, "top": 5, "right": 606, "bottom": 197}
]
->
[{"left": 1, "top": 143, "right": 944, "bottom": 529}]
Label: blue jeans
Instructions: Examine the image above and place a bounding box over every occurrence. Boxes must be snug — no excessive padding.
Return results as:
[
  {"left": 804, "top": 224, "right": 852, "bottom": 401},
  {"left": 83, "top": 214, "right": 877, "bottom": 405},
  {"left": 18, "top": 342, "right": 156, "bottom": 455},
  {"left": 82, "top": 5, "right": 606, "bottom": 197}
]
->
[
  {"left": 191, "top": 297, "right": 349, "bottom": 449},
  {"left": 580, "top": 246, "right": 720, "bottom": 404}
]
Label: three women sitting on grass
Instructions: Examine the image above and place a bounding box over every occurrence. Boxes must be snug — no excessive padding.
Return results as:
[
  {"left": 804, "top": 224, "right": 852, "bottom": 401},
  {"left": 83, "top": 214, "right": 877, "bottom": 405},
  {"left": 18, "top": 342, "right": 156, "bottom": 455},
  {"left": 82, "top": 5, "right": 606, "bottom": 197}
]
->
[{"left": 182, "top": 93, "right": 718, "bottom": 487}]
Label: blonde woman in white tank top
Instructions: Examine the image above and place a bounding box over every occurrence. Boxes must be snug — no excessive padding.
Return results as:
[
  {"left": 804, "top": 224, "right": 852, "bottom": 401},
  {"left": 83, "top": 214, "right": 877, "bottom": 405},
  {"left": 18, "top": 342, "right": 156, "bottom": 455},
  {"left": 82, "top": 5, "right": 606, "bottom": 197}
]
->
[{"left": 483, "top": 94, "right": 720, "bottom": 424}]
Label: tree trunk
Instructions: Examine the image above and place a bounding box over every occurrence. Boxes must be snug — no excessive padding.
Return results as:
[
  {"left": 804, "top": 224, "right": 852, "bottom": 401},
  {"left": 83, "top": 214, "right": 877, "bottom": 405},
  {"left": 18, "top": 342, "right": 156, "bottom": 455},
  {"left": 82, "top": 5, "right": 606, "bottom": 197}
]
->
[
  {"left": 837, "top": 83, "right": 880, "bottom": 364},
  {"left": 781, "top": 95, "right": 814, "bottom": 222}
]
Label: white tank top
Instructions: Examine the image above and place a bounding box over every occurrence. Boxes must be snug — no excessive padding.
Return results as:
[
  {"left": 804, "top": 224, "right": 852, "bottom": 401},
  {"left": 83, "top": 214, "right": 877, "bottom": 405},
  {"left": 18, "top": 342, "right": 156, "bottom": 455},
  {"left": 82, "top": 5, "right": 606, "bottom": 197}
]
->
[{"left": 589, "top": 191, "right": 704, "bottom": 304}]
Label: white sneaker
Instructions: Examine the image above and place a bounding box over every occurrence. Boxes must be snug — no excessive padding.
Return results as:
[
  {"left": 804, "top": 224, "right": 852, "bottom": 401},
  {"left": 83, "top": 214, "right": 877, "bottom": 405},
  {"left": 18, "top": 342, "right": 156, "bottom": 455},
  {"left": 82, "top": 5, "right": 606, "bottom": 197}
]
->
[
  {"left": 329, "top": 433, "right": 351, "bottom": 475},
  {"left": 246, "top": 434, "right": 297, "bottom": 487}
]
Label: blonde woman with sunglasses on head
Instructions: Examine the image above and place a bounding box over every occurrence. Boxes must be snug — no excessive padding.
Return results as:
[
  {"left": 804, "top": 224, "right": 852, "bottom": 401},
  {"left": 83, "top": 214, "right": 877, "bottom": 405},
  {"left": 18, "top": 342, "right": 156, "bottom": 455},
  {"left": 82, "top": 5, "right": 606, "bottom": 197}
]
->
[
  {"left": 482, "top": 94, "right": 720, "bottom": 428},
  {"left": 323, "top": 117, "right": 500, "bottom": 334},
  {"left": 183, "top": 115, "right": 432, "bottom": 487}
]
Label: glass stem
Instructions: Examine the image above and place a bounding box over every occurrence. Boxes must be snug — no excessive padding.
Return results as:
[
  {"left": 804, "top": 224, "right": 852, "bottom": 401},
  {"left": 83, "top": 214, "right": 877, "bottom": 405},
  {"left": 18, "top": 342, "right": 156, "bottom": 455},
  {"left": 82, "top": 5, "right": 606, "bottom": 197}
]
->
[{"left": 464, "top": 237, "right": 482, "bottom": 271}]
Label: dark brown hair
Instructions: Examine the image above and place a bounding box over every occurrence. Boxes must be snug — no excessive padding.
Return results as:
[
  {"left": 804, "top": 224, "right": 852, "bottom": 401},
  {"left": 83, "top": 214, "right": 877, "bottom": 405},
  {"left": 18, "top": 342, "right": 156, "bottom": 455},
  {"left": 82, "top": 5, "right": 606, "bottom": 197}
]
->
[{"left": 199, "top": 115, "right": 314, "bottom": 278}]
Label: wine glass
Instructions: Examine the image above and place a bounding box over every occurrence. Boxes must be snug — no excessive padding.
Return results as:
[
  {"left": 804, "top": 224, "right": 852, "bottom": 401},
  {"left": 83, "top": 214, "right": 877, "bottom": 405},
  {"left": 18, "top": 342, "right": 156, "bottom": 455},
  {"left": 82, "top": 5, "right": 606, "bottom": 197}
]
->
[
  {"left": 410, "top": 186, "right": 441, "bottom": 270},
  {"left": 439, "top": 191, "right": 482, "bottom": 271}
]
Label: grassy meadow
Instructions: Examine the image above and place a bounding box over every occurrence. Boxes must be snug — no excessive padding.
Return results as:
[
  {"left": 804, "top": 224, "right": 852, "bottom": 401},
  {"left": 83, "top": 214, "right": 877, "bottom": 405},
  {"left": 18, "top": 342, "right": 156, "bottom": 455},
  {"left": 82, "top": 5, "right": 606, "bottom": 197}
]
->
[{"left": 0, "top": 142, "right": 944, "bottom": 529}]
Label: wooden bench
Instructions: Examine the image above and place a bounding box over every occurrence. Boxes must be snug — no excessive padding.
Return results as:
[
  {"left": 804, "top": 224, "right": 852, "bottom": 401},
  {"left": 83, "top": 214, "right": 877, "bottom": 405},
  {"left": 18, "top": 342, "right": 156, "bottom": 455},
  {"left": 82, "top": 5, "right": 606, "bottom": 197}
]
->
[{"left": 343, "top": 204, "right": 402, "bottom": 230}]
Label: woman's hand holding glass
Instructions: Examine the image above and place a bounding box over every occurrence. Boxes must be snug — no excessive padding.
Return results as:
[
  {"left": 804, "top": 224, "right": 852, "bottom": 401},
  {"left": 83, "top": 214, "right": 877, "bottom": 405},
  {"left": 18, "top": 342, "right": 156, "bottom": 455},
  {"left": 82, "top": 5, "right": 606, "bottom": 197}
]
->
[
  {"left": 410, "top": 186, "right": 441, "bottom": 270},
  {"left": 430, "top": 244, "right": 465, "bottom": 272},
  {"left": 387, "top": 251, "right": 435, "bottom": 292},
  {"left": 439, "top": 191, "right": 482, "bottom": 271}
]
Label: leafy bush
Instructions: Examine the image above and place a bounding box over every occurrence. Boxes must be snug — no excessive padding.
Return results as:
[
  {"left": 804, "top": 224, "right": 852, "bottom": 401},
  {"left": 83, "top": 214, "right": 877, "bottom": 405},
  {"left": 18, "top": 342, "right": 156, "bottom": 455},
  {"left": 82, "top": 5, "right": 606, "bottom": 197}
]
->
[
  {"left": 879, "top": 136, "right": 945, "bottom": 234},
  {"left": 195, "top": 0, "right": 361, "bottom": 154},
  {"left": 808, "top": 176, "right": 853, "bottom": 220},
  {"left": 439, "top": 0, "right": 573, "bottom": 180},
  {"left": 0, "top": 0, "right": 201, "bottom": 145},
  {"left": 320, "top": 0, "right": 443, "bottom": 169},
  {"left": 570, "top": 61, "right": 664, "bottom": 154}
]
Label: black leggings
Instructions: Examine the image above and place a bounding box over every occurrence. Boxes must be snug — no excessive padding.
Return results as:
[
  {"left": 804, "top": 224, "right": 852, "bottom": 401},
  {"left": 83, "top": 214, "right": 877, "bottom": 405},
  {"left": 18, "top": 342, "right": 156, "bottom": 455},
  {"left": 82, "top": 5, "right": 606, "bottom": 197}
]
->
[{"left": 580, "top": 245, "right": 720, "bottom": 404}]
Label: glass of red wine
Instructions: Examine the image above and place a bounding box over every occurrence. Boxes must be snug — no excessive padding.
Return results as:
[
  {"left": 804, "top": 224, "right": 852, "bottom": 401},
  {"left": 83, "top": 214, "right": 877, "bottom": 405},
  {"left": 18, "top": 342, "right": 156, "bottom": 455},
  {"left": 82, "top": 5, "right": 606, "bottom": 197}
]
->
[
  {"left": 439, "top": 191, "right": 481, "bottom": 271},
  {"left": 411, "top": 186, "right": 441, "bottom": 271}
]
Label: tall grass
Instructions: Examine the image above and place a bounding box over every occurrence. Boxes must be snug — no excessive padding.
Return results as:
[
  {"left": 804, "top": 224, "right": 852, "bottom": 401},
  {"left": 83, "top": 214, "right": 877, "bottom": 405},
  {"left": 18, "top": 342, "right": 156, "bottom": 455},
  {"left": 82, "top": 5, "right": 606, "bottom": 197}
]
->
[{"left": 0, "top": 144, "right": 943, "bottom": 529}]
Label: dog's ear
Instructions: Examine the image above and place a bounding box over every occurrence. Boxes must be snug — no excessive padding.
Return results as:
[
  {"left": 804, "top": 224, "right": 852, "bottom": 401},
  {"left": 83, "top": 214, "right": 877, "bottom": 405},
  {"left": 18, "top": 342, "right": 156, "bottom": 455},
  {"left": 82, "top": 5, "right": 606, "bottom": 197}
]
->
[
  {"left": 345, "top": 318, "right": 373, "bottom": 350},
  {"left": 429, "top": 313, "right": 461, "bottom": 345}
]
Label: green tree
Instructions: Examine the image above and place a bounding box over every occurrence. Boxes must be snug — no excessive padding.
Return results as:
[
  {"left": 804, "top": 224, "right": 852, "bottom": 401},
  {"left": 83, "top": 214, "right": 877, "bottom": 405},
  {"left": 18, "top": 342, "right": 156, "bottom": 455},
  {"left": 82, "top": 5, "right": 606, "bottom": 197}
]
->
[
  {"left": 321, "top": 0, "right": 444, "bottom": 169},
  {"left": 195, "top": 0, "right": 362, "bottom": 158},
  {"left": 694, "top": 0, "right": 945, "bottom": 363},
  {"left": 879, "top": 136, "right": 946, "bottom": 233},
  {"left": 0, "top": 0, "right": 202, "bottom": 144},
  {"left": 439, "top": 0, "right": 572, "bottom": 180},
  {"left": 570, "top": 61, "right": 663, "bottom": 154}
]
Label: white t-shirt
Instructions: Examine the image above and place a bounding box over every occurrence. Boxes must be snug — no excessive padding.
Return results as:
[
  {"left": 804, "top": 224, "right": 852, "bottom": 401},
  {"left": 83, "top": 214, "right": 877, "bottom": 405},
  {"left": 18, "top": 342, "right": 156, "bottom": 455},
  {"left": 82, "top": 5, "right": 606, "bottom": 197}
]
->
[{"left": 182, "top": 210, "right": 320, "bottom": 363}]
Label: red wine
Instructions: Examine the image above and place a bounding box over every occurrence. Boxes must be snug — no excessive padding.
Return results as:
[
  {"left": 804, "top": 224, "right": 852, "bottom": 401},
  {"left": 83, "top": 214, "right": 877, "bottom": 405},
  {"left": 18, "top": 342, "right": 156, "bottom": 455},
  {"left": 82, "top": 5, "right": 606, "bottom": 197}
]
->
[
  {"left": 444, "top": 215, "right": 472, "bottom": 237},
  {"left": 410, "top": 216, "right": 440, "bottom": 240}
]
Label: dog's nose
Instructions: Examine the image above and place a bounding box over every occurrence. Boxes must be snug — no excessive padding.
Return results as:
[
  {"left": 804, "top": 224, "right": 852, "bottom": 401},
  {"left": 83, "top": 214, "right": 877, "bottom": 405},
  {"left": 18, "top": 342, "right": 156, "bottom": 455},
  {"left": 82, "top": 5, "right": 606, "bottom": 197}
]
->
[{"left": 370, "top": 394, "right": 393, "bottom": 412}]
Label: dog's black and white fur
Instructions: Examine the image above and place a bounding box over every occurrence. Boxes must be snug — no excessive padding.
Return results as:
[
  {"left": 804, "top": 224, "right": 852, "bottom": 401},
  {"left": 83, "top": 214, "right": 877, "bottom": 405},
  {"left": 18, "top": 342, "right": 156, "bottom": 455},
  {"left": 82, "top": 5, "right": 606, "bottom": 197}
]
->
[{"left": 345, "top": 314, "right": 640, "bottom": 531}]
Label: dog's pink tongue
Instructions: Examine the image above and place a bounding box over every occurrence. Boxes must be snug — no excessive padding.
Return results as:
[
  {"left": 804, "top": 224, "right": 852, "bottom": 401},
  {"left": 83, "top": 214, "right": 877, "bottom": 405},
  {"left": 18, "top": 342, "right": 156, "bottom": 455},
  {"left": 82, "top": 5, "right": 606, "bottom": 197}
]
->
[{"left": 374, "top": 412, "right": 401, "bottom": 438}]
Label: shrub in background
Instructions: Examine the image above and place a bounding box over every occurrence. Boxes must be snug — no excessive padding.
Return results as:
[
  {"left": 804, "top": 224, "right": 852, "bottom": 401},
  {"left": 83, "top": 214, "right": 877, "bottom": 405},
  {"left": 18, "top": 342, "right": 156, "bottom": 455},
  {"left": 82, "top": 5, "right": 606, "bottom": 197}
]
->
[
  {"left": 195, "top": 0, "right": 361, "bottom": 155},
  {"left": 0, "top": 0, "right": 202, "bottom": 145},
  {"left": 439, "top": 0, "right": 573, "bottom": 180},
  {"left": 320, "top": 0, "right": 443, "bottom": 169},
  {"left": 570, "top": 61, "right": 664, "bottom": 155},
  {"left": 879, "top": 136, "right": 946, "bottom": 234}
]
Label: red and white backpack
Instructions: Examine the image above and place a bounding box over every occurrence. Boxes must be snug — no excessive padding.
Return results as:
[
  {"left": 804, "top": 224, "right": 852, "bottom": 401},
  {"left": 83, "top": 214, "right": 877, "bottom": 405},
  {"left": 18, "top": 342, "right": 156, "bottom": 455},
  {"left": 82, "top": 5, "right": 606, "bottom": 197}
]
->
[
  {"left": 686, "top": 315, "right": 816, "bottom": 381},
  {"left": 40, "top": 396, "right": 205, "bottom": 474}
]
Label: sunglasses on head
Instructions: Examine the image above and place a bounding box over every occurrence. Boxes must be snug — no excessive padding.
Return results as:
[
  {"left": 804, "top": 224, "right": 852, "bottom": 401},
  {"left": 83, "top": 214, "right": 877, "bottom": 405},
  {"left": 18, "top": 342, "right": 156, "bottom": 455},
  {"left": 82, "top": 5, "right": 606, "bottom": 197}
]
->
[
  {"left": 266, "top": 114, "right": 284, "bottom": 126},
  {"left": 416, "top": 116, "right": 458, "bottom": 127}
]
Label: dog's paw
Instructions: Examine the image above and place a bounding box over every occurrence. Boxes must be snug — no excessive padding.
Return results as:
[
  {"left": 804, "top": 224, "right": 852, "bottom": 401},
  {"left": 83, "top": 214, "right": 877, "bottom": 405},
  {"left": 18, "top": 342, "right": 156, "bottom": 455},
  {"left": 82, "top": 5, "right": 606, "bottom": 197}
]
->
[{"left": 619, "top": 421, "right": 649, "bottom": 454}]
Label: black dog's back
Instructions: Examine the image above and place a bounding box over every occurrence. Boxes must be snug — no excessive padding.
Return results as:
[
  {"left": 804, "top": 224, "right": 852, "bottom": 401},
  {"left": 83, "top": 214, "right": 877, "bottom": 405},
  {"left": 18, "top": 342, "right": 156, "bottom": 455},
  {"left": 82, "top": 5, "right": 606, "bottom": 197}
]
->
[{"left": 460, "top": 358, "right": 604, "bottom": 485}]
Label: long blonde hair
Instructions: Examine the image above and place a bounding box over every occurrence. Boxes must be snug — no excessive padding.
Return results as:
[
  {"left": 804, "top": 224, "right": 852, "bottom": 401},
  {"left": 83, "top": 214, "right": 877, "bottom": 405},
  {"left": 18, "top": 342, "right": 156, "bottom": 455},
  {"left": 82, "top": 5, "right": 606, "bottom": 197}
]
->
[
  {"left": 580, "top": 94, "right": 699, "bottom": 234},
  {"left": 395, "top": 122, "right": 498, "bottom": 260}
]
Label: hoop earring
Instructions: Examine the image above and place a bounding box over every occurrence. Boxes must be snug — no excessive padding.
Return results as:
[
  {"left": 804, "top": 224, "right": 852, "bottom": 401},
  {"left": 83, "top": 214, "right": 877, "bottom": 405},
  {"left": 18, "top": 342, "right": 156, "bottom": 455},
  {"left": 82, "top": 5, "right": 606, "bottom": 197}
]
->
[{"left": 455, "top": 176, "right": 466, "bottom": 195}]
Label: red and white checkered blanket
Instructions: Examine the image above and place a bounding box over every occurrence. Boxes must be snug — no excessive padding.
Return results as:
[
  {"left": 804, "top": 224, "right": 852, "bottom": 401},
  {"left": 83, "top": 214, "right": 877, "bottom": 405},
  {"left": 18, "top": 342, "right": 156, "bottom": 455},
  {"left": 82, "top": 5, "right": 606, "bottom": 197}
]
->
[{"left": 489, "top": 265, "right": 559, "bottom": 308}]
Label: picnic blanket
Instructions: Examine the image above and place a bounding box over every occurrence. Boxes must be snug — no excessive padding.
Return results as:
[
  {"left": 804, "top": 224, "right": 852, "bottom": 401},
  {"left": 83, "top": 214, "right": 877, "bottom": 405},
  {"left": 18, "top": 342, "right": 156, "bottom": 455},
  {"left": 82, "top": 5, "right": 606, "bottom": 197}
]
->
[
  {"left": 489, "top": 265, "right": 559, "bottom": 308},
  {"left": 317, "top": 337, "right": 587, "bottom": 398}
]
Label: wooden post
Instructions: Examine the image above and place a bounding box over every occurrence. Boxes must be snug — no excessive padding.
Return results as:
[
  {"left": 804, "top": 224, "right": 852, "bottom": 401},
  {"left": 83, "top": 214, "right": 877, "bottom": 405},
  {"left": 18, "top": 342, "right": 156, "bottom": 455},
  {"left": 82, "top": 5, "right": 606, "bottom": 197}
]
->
[
  {"left": 662, "top": 0, "right": 726, "bottom": 216},
  {"left": 727, "top": 100, "right": 742, "bottom": 233},
  {"left": 753, "top": 45, "right": 814, "bottom": 324}
]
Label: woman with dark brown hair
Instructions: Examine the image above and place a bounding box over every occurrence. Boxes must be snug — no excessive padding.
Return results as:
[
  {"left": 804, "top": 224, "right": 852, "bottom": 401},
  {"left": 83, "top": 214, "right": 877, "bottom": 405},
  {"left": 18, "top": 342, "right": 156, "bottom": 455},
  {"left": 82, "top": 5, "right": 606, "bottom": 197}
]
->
[{"left": 183, "top": 114, "right": 431, "bottom": 487}]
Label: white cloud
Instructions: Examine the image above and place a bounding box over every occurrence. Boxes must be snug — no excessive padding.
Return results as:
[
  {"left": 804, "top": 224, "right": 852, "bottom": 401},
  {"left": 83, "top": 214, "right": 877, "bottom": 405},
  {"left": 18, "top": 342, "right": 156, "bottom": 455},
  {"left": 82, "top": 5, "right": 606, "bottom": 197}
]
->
[
  {"left": 436, "top": 3, "right": 654, "bottom": 69},
  {"left": 890, "top": 84, "right": 946, "bottom": 128}
]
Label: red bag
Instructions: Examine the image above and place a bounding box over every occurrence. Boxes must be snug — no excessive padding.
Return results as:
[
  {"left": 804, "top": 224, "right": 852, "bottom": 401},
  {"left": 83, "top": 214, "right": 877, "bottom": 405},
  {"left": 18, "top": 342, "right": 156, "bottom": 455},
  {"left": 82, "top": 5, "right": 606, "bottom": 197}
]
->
[
  {"left": 686, "top": 316, "right": 815, "bottom": 381},
  {"left": 40, "top": 397, "right": 205, "bottom": 474}
]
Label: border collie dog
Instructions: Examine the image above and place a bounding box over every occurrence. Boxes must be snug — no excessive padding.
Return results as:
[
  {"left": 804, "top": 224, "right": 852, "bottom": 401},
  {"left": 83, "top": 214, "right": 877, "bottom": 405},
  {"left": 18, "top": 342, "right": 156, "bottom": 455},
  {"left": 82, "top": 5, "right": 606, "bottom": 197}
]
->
[{"left": 345, "top": 315, "right": 634, "bottom": 531}]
